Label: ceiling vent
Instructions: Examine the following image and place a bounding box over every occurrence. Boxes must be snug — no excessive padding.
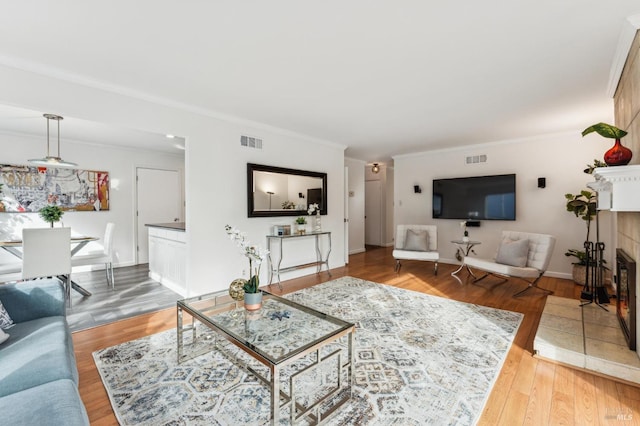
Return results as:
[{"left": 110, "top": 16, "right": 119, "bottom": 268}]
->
[
  {"left": 465, "top": 154, "right": 487, "bottom": 164},
  {"left": 240, "top": 135, "right": 263, "bottom": 149}
]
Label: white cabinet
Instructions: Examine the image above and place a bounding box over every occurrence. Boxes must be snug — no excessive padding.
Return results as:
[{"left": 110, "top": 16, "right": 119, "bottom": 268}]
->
[{"left": 147, "top": 225, "right": 187, "bottom": 296}]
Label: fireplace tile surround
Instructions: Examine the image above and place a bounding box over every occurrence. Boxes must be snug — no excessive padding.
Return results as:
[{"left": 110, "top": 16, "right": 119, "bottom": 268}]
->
[{"left": 534, "top": 296, "right": 640, "bottom": 384}]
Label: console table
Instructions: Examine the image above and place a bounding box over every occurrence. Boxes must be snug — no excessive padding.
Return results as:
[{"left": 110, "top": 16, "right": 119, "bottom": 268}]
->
[{"left": 266, "top": 231, "right": 332, "bottom": 289}]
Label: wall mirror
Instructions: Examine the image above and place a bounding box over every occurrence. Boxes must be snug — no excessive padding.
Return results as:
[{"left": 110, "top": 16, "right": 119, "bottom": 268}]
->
[{"left": 247, "top": 163, "right": 327, "bottom": 217}]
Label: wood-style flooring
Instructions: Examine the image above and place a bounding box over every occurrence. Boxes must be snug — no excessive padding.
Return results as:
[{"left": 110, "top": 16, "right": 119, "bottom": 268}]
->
[
  {"left": 67, "top": 264, "right": 182, "bottom": 332},
  {"left": 72, "top": 246, "right": 640, "bottom": 425}
]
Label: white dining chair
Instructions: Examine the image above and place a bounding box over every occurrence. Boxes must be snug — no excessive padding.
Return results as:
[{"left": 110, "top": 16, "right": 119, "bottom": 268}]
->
[
  {"left": 22, "top": 227, "right": 72, "bottom": 304},
  {"left": 71, "top": 222, "right": 116, "bottom": 289}
]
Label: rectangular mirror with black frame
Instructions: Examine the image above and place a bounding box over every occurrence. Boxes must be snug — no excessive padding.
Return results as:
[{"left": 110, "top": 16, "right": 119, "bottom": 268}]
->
[{"left": 247, "top": 163, "right": 327, "bottom": 218}]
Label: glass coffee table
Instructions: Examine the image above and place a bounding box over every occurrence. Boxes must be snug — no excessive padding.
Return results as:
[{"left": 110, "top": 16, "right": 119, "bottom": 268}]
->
[{"left": 177, "top": 290, "right": 355, "bottom": 425}]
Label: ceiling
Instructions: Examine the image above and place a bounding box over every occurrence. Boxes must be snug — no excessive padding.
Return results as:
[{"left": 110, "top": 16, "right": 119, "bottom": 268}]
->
[
  {"left": 0, "top": 2, "right": 638, "bottom": 164},
  {"left": 0, "top": 104, "right": 185, "bottom": 154}
]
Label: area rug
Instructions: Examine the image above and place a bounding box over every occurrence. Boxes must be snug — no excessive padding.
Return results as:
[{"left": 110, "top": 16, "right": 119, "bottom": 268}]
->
[{"left": 93, "top": 276, "right": 523, "bottom": 425}]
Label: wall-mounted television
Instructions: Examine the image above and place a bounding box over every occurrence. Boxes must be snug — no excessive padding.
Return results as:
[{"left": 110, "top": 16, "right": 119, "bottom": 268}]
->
[{"left": 432, "top": 174, "right": 516, "bottom": 220}]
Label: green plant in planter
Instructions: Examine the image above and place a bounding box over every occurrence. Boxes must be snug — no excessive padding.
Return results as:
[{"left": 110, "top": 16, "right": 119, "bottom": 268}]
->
[
  {"left": 565, "top": 190, "right": 597, "bottom": 242},
  {"left": 39, "top": 205, "right": 64, "bottom": 227},
  {"left": 564, "top": 249, "right": 587, "bottom": 266},
  {"left": 295, "top": 217, "right": 307, "bottom": 225}
]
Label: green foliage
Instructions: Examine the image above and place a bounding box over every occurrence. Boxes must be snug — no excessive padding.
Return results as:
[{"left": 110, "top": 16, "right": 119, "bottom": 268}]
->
[
  {"left": 565, "top": 191, "right": 596, "bottom": 222},
  {"left": 38, "top": 205, "right": 64, "bottom": 226},
  {"left": 243, "top": 274, "right": 260, "bottom": 293},
  {"left": 564, "top": 249, "right": 608, "bottom": 268},
  {"left": 295, "top": 216, "right": 307, "bottom": 224},
  {"left": 583, "top": 159, "right": 607, "bottom": 175},
  {"left": 581, "top": 122, "right": 627, "bottom": 139}
]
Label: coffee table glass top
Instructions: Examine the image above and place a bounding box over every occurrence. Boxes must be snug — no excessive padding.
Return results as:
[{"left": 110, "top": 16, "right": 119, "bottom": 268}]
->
[{"left": 178, "top": 291, "right": 353, "bottom": 364}]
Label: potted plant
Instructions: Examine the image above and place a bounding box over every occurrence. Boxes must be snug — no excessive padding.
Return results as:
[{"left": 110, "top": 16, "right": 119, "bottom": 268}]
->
[
  {"left": 225, "top": 225, "right": 269, "bottom": 310},
  {"left": 564, "top": 190, "right": 611, "bottom": 285},
  {"left": 295, "top": 216, "right": 307, "bottom": 234},
  {"left": 582, "top": 122, "right": 632, "bottom": 166},
  {"left": 39, "top": 205, "right": 64, "bottom": 227}
]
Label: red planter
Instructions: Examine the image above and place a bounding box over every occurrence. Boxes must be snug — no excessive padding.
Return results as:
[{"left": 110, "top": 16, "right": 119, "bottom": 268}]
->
[{"left": 604, "top": 139, "right": 632, "bottom": 166}]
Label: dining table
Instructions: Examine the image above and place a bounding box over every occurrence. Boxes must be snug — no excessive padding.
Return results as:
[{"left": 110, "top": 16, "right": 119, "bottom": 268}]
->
[{"left": 0, "top": 235, "right": 99, "bottom": 296}]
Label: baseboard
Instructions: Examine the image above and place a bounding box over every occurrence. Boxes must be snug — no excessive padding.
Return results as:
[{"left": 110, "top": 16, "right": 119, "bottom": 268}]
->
[{"left": 349, "top": 248, "right": 366, "bottom": 255}]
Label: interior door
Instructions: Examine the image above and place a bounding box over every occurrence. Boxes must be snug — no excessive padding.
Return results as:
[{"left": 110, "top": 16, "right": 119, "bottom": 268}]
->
[
  {"left": 136, "top": 167, "right": 182, "bottom": 264},
  {"left": 365, "top": 180, "right": 382, "bottom": 246}
]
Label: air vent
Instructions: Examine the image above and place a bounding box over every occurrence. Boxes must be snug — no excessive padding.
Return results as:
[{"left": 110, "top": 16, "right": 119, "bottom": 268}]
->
[
  {"left": 240, "top": 135, "right": 263, "bottom": 149},
  {"left": 465, "top": 154, "right": 487, "bottom": 164}
]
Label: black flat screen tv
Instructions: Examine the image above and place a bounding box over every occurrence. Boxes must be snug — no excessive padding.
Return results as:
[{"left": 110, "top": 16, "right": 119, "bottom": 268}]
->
[{"left": 432, "top": 174, "right": 516, "bottom": 220}]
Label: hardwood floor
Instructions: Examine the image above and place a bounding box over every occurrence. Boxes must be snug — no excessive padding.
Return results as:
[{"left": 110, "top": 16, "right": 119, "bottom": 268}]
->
[{"left": 73, "top": 246, "right": 640, "bottom": 425}]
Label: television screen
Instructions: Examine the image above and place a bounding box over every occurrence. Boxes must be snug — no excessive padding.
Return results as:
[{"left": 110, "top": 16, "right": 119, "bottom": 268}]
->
[{"left": 432, "top": 174, "right": 516, "bottom": 220}]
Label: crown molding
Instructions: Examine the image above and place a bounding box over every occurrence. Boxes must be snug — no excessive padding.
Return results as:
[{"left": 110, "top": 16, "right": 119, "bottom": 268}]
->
[{"left": 607, "top": 14, "right": 640, "bottom": 98}]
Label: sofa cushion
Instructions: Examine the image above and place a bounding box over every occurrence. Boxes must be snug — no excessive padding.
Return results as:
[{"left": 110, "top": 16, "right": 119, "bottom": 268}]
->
[
  {"left": 404, "top": 229, "right": 429, "bottom": 251},
  {"left": 0, "top": 316, "right": 78, "bottom": 397},
  {"left": 0, "top": 379, "right": 89, "bottom": 426},
  {"left": 495, "top": 238, "right": 530, "bottom": 267}
]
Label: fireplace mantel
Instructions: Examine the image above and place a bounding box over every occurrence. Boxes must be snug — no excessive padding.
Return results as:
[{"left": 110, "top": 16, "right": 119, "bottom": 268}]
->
[{"left": 587, "top": 165, "right": 640, "bottom": 211}]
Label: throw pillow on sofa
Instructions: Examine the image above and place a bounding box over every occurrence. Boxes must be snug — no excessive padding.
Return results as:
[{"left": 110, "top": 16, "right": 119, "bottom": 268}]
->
[
  {"left": 0, "top": 299, "right": 13, "bottom": 329},
  {"left": 0, "top": 328, "right": 8, "bottom": 345}
]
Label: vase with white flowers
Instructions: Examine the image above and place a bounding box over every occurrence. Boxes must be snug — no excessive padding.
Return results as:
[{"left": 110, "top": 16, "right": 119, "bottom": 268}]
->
[
  {"left": 225, "top": 225, "right": 270, "bottom": 310},
  {"left": 460, "top": 221, "right": 469, "bottom": 242},
  {"left": 308, "top": 203, "right": 321, "bottom": 232}
]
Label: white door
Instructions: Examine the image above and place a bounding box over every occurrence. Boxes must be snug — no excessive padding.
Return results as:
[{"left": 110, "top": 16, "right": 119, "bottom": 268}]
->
[
  {"left": 344, "top": 166, "right": 349, "bottom": 264},
  {"left": 365, "top": 180, "right": 382, "bottom": 246},
  {"left": 136, "top": 168, "right": 182, "bottom": 264}
]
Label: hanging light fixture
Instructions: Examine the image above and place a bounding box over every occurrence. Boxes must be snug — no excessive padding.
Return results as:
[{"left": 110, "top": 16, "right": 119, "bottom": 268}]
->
[
  {"left": 28, "top": 113, "right": 77, "bottom": 168},
  {"left": 371, "top": 163, "right": 380, "bottom": 174}
]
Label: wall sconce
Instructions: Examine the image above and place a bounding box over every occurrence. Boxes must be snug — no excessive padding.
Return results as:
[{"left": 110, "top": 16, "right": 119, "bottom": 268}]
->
[
  {"left": 371, "top": 163, "right": 380, "bottom": 174},
  {"left": 414, "top": 185, "right": 422, "bottom": 193}
]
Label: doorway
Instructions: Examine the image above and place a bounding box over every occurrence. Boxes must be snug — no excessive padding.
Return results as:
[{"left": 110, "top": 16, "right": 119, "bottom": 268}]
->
[
  {"left": 136, "top": 167, "right": 183, "bottom": 264},
  {"left": 365, "top": 180, "right": 382, "bottom": 246}
]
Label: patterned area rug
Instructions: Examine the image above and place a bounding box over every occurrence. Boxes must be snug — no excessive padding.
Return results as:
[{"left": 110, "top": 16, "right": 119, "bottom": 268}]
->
[{"left": 93, "top": 276, "right": 522, "bottom": 425}]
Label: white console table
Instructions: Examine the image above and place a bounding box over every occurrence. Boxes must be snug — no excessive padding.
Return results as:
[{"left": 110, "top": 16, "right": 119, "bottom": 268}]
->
[{"left": 266, "top": 231, "right": 332, "bottom": 289}]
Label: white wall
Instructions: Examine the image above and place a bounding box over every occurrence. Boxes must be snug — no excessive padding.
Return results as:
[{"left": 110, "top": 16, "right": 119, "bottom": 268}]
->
[
  {"left": 345, "top": 158, "right": 365, "bottom": 254},
  {"left": 0, "top": 131, "right": 184, "bottom": 266},
  {"left": 0, "top": 64, "right": 346, "bottom": 296},
  {"left": 393, "top": 132, "right": 614, "bottom": 278}
]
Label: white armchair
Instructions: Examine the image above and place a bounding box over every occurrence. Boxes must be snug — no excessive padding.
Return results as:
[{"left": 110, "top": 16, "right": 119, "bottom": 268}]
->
[
  {"left": 464, "top": 230, "right": 556, "bottom": 297},
  {"left": 392, "top": 225, "right": 439, "bottom": 274}
]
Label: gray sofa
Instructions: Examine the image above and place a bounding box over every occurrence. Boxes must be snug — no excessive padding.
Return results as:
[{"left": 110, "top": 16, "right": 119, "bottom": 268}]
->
[{"left": 0, "top": 279, "right": 89, "bottom": 425}]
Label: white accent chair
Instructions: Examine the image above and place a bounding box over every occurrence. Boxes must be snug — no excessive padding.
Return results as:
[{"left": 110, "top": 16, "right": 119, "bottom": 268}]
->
[
  {"left": 464, "top": 230, "right": 556, "bottom": 297},
  {"left": 22, "top": 227, "right": 72, "bottom": 304},
  {"left": 71, "top": 222, "right": 115, "bottom": 289},
  {"left": 392, "top": 224, "right": 439, "bottom": 274}
]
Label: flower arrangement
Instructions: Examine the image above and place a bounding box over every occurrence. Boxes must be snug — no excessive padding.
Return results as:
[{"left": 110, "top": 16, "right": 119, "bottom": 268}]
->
[
  {"left": 307, "top": 203, "right": 319, "bottom": 215},
  {"left": 225, "top": 225, "right": 269, "bottom": 293},
  {"left": 281, "top": 200, "right": 296, "bottom": 209}
]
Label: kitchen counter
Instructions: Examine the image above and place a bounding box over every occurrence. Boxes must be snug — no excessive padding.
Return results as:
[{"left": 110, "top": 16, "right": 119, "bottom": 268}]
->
[
  {"left": 147, "top": 223, "right": 186, "bottom": 296},
  {"left": 146, "top": 222, "right": 186, "bottom": 231}
]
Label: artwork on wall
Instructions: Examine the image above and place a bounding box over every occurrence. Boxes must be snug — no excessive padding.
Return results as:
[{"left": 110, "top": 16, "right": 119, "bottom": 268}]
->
[{"left": 0, "top": 164, "right": 109, "bottom": 212}]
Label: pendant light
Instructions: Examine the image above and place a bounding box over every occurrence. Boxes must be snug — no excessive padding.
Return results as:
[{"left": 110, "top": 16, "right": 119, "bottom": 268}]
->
[
  {"left": 371, "top": 163, "right": 380, "bottom": 174},
  {"left": 28, "top": 113, "right": 77, "bottom": 168}
]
